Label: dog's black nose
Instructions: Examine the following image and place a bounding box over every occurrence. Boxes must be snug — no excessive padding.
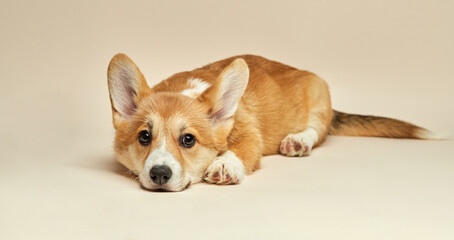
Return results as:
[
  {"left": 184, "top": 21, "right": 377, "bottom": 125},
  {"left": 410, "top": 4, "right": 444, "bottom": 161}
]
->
[{"left": 150, "top": 165, "right": 172, "bottom": 185}]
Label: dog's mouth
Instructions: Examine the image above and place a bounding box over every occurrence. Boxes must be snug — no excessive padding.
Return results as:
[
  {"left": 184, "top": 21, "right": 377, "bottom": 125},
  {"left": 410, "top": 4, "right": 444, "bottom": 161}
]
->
[{"left": 141, "top": 181, "right": 191, "bottom": 192}]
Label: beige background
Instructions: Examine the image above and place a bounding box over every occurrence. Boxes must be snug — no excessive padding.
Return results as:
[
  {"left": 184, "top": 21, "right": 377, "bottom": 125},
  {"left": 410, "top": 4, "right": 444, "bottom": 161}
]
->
[{"left": 1, "top": 0, "right": 453, "bottom": 239}]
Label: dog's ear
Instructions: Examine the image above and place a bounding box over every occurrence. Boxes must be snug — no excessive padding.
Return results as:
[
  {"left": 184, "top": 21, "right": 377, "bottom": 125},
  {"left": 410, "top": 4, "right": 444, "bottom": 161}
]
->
[
  {"left": 199, "top": 58, "right": 249, "bottom": 125},
  {"left": 107, "top": 53, "right": 150, "bottom": 129}
]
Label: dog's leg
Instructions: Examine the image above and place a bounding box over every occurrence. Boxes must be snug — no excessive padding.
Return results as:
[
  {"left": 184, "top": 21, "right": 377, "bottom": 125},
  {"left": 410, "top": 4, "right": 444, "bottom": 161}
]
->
[
  {"left": 279, "top": 76, "right": 332, "bottom": 157},
  {"left": 204, "top": 117, "right": 262, "bottom": 184}
]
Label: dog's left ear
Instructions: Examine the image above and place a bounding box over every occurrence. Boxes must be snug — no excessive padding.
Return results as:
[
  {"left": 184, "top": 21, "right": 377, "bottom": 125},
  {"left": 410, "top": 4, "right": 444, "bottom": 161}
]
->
[{"left": 199, "top": 58, "right": 249, "bottom": 125}]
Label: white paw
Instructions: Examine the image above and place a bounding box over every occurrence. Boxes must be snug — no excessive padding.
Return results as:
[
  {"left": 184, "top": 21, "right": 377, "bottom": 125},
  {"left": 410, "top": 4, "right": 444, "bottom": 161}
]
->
[
  {"left": 204, "top": 151, "right": 245, "bottom": 185},
  {"left": 279, "top": 128, "right": 318, "bottom": 157}
]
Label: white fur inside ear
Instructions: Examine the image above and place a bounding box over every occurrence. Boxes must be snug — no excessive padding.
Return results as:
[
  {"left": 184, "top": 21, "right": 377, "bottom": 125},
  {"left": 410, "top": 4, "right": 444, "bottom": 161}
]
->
[
  {"left": 212, "top": 59, "right": 249, "bottom": 120},
  {"left": 108, "top": 61, "right": 139, "bottom": 118}
]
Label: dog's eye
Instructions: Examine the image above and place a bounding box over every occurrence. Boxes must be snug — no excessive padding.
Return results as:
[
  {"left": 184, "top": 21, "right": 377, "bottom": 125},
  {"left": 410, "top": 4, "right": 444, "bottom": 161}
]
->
[
  {"left": 181, "top": 134, "right": 196, "bottom": 148},
  {"left": 138, "top": 130, "right": 151, "bottom": 146}
]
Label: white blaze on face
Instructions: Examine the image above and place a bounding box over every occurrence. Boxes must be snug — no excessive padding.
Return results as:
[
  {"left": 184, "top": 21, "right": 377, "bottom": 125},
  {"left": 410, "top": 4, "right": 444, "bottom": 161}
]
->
[
  {"left": 181, "top": 78, "right": 211, "bottom": 98},
  {"left": 139, "top": 138, "right": 188, "bottom": 191}
]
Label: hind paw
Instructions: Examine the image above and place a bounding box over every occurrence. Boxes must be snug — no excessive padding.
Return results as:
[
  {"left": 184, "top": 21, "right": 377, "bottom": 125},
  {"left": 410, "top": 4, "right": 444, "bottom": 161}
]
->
[
  {"left": 279, "top": 128, "right": 319, "bottom": 157},
  {"left": 279, "top": 135, "right": 312, "bottom": 157}
]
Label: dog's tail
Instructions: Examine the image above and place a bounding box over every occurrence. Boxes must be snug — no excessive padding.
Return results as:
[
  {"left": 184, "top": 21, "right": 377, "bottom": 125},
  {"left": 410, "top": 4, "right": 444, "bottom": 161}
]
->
[{"left": 329, "top": 110, "right": 444, "bottom": 140}]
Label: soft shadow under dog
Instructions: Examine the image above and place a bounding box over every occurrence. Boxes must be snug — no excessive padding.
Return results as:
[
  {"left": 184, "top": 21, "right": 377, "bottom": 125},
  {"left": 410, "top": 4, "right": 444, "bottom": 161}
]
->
[{"left": 76, "top": 154, "right": 134, "bottom": 180}]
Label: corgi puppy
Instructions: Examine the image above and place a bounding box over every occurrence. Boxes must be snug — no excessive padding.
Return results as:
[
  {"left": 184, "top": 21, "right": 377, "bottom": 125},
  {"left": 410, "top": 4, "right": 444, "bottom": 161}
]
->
[{"left": 107, "top": 54, "right": 436, "bottom": 191}]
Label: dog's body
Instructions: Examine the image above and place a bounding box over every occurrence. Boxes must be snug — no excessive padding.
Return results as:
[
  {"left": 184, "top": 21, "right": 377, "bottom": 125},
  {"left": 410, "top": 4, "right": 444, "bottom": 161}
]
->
[{"left": 107, "top": 54, "right": 434, "bottom": 191}]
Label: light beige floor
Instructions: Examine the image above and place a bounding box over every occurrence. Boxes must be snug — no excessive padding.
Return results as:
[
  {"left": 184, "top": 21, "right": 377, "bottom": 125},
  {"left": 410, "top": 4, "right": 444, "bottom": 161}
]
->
[{"left": 1, "top": 1, "right": 453, "bottom": 239}]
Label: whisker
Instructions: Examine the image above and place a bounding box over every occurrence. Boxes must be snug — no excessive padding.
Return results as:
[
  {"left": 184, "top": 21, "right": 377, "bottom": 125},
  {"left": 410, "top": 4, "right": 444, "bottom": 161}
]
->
[
  {"left": 123, "top": 170, "right": 140, "bottom": 182},
  {"left": 122, "top": 170, "right": 138, "bottom": 181}
]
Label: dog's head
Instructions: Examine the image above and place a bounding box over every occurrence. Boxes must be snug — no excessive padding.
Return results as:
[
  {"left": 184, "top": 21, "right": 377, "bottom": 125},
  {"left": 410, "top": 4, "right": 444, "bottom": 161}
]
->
[{"left": 107, "top": 54, "right": 248, "bottom": 191}]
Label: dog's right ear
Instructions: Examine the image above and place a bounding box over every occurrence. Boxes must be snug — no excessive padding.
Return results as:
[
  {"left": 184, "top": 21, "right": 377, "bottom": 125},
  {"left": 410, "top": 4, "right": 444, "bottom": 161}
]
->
[{"left": 107, "top": 53, "right": 150, "bottom": 129}]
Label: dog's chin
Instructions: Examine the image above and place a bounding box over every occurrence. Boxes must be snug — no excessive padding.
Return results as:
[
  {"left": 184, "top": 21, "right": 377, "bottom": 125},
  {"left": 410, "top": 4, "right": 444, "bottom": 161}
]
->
[{"left": 140, "top": 181, "right": 191, "bottom": 192}]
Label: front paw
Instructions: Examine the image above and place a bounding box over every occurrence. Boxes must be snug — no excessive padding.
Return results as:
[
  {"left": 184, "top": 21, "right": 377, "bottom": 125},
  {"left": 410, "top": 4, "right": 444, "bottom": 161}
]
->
[{"left": 204, "top": 151, "right": 245, "bottom": 185}]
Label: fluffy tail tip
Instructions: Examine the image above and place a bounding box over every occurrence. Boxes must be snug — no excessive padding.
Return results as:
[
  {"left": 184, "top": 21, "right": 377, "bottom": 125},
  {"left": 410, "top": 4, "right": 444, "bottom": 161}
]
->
[{"left": 416, "top": 129, "right": 451, "bottom": 140}]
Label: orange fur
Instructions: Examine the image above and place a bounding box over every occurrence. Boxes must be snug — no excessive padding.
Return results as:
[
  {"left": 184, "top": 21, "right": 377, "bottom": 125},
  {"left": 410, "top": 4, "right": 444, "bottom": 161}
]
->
[{"left": 107, "top": 54, "right": 431, "bottom": 191}]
